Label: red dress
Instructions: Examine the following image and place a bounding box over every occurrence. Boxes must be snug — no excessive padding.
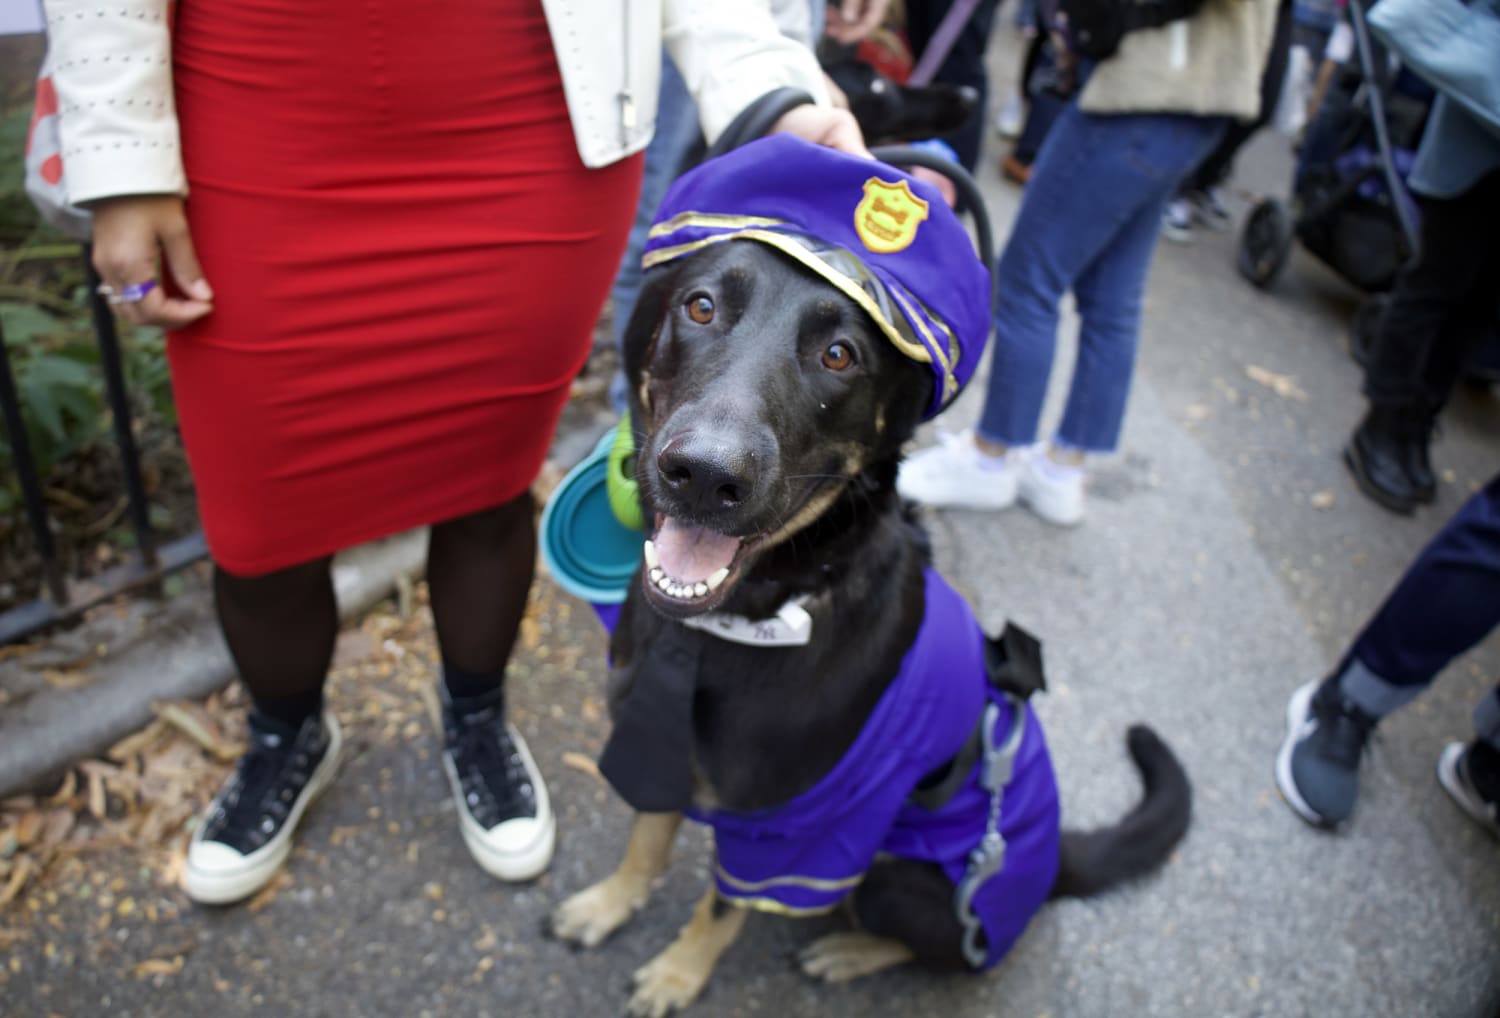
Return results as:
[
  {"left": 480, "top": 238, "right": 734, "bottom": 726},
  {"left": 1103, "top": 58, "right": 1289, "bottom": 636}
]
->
[{"left": 167, "top": 0, "right": 642, "bottom": 575}]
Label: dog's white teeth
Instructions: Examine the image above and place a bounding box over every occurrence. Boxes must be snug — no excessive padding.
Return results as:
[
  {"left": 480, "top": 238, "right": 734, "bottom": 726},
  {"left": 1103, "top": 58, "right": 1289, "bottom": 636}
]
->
[
  {"left": 693, "top": 582, "right": 709, "bottom": 598},
  {"left": 649, "top": 566, "right": 664, "bottom": 583},
  {"left": 705, "top": 568, "right": 730, "bottom": 592},
  {"left": 643, "top": 540, "right": 659, "bottom": 570},
  {"left": 656, "top": 574, "right": 672, "bottom": 592}
]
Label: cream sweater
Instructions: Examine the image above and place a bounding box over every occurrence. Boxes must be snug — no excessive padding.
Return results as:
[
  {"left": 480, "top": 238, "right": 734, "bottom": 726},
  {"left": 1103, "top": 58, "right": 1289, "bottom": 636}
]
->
[{"left": 1079, "top": 0, "right": 1279, "bottom": 120}]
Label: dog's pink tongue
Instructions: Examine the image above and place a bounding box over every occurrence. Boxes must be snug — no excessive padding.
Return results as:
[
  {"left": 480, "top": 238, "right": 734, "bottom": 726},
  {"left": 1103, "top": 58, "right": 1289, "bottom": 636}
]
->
[{"left": 654, "top": 518, "right": 738, "bottom": 583}]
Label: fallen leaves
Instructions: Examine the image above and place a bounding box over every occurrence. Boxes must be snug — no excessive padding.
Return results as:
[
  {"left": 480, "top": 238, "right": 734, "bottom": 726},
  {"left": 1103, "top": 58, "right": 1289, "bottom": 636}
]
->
[
  {"left": 1244, "top": 364, "right": 1307, "bottom": 401},
  {"left": 153, "top": 700, "right": 243, "bottom": 762},
  {"left": 132, "top": 954, "right": 185, "bottom": 978},
  {"left": 561, "top": 752, "right": 602, "bottom": 782}
]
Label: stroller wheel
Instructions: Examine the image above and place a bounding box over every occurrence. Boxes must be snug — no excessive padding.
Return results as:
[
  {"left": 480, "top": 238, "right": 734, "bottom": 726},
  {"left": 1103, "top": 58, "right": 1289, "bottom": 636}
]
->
[{"left": 1237, "top": 199, "right": 1293, "bottom": 289}]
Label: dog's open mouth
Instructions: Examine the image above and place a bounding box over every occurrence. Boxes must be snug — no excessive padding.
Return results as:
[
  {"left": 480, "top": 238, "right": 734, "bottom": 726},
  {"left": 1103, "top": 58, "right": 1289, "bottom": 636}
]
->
[{"left": 642, "top": 516, "right": 762, "bottom": 615}]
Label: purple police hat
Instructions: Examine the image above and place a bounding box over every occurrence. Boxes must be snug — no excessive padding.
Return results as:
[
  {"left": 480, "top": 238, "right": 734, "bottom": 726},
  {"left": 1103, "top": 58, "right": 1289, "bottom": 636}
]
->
[{"left": 641, "top": 135, "right": 991, "bottom": 420}]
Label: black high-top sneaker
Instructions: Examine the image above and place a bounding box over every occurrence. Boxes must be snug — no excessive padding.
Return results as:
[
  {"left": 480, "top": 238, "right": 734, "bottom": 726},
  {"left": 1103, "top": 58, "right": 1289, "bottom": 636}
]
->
[
  {"left": 440, "top": 686, "right": 554, "bottom": 881},
  {"left": 184, "top": 711, "right": 342, "bottom": 904}
]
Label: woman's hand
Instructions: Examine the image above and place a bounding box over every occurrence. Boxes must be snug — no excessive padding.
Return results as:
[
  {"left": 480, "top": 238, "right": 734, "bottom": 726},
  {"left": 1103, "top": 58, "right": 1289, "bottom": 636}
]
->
[
  {"left": 89, "top": 195, "right": 214, "bottom": 329},
  {"left": 770, "top": 105, "right": 871, "bottom": 158}
]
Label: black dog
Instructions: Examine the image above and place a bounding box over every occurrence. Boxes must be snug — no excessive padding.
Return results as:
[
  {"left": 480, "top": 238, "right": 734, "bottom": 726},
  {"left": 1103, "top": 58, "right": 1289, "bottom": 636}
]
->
[
  {"left": 820, "top": 42, "right": 979, "bottom": 146},
  {"left": 549, "top": 159, "right": 1189, "bottom": 1018}
]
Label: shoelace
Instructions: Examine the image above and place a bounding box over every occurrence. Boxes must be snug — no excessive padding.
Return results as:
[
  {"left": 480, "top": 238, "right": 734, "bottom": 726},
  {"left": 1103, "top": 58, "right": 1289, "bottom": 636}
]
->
[
  {"left": 1318, "top": 701, "right": 1376, "bottom": 770},
  {"left": 207, "top": 727, "right": 303, "bottom": 844},
  {"left": 450, "top": 707, "right": 531, "bottom": 820}
]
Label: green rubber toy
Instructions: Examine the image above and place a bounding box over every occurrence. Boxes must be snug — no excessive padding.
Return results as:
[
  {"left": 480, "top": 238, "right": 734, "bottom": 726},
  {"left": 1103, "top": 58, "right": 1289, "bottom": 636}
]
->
[{"left": 606, "top": 411, "right": 644, "bottom": 532}]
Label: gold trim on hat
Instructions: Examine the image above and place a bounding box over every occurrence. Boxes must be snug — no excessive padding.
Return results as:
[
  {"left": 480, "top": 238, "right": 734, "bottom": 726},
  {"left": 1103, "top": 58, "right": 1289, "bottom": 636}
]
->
[{"left": 647, "top": 210, "right": 787, "bottom": 240}]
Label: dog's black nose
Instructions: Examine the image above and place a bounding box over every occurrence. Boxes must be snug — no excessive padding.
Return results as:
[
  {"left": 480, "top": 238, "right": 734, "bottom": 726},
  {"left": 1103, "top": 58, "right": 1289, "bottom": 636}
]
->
[{"left": 656, "top": 433, "right": 760, "bottom": 515}]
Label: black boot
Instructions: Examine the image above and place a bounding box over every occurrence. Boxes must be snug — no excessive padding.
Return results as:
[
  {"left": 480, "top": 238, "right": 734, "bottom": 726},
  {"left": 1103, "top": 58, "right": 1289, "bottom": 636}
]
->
[
  {"left": 1401, "top": 400, "right": 1439, "bottom": 504},
  {"left": 1344, "top": 404, "right": 1420, "bottom": 514}
]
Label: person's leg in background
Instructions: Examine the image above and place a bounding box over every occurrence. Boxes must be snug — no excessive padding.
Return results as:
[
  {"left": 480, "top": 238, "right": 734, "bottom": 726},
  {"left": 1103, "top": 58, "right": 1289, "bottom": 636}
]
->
[
  {"left": 1164, "top": 0, "right": 1294, "bottom": 241},
  {"left": 1348, "top": 171, "right": 1500, "bottom": 514},
  {"left": 904, "top": 0, "right": 1003, "bottom": 172},
  {"left": 1277, "top": 474, "right": 1500, "bottom": 833},
  {"left": 607, "top": 55, "right": 701, "bottom": 412},
  {"left": 898, "top": 106, "right": 1225, "bottom": 521}
]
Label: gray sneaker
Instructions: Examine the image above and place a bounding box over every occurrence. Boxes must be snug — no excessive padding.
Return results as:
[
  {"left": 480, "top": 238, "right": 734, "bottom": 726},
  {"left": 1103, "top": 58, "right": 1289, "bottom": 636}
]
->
[{"left": 1275, "top": 679, "right": 1376, "bottom": 829}]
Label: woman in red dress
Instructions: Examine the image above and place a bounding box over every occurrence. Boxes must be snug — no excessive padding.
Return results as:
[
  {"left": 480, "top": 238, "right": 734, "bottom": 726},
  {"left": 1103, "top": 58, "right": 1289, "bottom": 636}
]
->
[{"left": 45, "top": 0, "right": 861, "bottom": 904}]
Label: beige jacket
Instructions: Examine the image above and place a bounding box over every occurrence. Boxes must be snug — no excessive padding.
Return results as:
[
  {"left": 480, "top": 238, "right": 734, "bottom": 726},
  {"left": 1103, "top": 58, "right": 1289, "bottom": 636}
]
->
[
  {"left": 1079, "top": 0, "right": 1279, "bottom": 120},
  {"left": 40, "top": 0, "right": 830, "bottom": 205}
]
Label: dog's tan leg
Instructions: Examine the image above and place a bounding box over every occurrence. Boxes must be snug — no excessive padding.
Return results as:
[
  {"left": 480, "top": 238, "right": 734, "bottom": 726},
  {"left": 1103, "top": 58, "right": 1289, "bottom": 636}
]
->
[
  {"left": 628, "top": 886, "right": 748, "bottom": 1018},
  {"left": 798, "top": 932, "right": 915, "bottom": 983},
  {"left": 550, "top": 812, "right": 682, "bottom": 948}
]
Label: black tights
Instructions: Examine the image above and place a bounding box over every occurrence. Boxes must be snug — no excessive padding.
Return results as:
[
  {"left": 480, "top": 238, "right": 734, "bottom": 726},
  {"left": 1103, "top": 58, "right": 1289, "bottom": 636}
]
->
[{"left": 213, "top": 492, "right": 537, "bottom": 726}]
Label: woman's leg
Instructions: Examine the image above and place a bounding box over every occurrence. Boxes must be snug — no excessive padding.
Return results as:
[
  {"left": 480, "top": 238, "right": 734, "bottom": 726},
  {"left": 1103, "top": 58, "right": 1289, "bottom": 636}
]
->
[
  {"left": 214, "top": 555, "right": 338, "bottom": 725},
  {"left": 1057, "top": 115, "right": 1226, "bottom": 452},
  {"left": 426, "top": 492, "right": 536, "bottom": 689},
  {"left": 184, "top": 556, "right": 343, "bottom": 905},
  {"left": 425, "top": 491, "right": 556, "bottom": 882},
  {"left": 977, "top": 109, "right": 1225, "bottom": 449}
]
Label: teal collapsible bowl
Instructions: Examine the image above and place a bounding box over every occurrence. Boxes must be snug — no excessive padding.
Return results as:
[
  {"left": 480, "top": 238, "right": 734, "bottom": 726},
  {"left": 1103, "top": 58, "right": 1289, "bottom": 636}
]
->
[{"left": 539, "top": 426, "right": 642, "bottom": 605}]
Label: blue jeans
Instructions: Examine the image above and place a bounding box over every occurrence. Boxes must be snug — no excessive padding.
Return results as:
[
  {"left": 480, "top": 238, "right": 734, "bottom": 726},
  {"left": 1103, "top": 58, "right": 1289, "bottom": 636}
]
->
[
  {"left": 608, "top": 55, "right": 702, "bottom": 410},
  {"left": 977, "top": 102, "right": 1227, "bottom": 452},
  {"left": 1336, "top": 475, "right": 1500, "bottom": 749}
]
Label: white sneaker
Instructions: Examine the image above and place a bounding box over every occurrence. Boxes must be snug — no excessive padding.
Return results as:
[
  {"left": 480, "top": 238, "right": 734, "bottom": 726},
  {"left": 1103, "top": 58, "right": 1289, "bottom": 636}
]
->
[
  {"left": 1019, "top": 449, "right": 1085, "bottom": 526},
  {"left": 897, "top": 431, "right": 1024, "bottom": 511},
  {"left": 1161, "top": 198, "right": 1193, "bottom": 244},
  {"left": 994, "top": 94, "right": 1025, "bottom": 139}
]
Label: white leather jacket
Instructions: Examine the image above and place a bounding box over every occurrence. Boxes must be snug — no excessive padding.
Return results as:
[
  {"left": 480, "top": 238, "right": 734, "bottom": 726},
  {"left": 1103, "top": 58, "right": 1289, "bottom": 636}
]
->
[{"left": 40, "top": 0, "right": 830, "bottom": 205}]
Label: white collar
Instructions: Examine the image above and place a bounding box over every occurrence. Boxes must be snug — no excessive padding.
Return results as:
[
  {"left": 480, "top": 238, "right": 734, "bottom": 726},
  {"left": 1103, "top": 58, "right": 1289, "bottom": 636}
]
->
[{"left": 679, "top": 596, "right": 814, "bottom": 647}]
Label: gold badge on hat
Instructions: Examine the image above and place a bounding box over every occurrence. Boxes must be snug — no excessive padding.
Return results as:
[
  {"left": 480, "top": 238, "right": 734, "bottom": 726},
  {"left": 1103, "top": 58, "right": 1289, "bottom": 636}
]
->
[{"left": 854, "top": 177, "right": 930, "bottom": 254}]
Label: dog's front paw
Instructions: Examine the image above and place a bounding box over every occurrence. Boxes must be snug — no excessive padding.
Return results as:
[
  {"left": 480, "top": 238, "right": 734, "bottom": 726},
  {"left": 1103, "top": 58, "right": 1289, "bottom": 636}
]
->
[
  {"left": 798, "top": 932, "right": 914, "bottom": 983},
  {"left": 549, "top": 876, "right": 646, "bottom": 948},
  {"left": 628, "top": 949, "right": 710, "bottom": 1018}
]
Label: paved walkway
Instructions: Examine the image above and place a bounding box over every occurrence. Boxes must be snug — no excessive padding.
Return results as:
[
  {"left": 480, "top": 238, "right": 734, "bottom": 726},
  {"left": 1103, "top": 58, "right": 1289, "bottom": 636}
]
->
[{"left": 4, "top": 29, "right": 1498, "bottom": 1018}]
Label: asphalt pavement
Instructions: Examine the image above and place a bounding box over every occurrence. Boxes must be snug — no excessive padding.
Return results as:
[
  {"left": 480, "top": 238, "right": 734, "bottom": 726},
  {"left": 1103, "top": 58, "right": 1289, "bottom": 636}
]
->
[{"left": 3, "top": 28, "right": 1498, "bottom": 1018}]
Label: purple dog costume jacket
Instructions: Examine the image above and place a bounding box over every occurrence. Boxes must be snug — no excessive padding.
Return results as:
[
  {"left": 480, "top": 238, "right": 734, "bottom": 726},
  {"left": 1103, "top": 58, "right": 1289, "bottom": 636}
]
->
[{"left": 603, "top": 569, "right": 1061, "bottom": 970}]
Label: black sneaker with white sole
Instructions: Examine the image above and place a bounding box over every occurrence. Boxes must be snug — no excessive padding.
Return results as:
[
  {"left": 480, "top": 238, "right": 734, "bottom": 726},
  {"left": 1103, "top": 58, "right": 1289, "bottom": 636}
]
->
[
  {"left": 1275, "top": 679, "right": 1377, "bottom": 829},
  {"left": 1437, "top": 741, "right": 1500, "bottom": 838},
  {"left": 183, "top": 710, "right": 342, "bottom": 905},
  {"left": 441, "top": 686, "right": 555, "bottom": 881}
]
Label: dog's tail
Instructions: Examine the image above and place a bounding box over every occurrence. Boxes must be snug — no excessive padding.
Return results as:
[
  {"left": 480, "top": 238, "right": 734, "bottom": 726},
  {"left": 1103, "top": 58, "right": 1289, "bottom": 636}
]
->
[{"left": 1048, "top": 725, "right": 1191, "bottom": 900}]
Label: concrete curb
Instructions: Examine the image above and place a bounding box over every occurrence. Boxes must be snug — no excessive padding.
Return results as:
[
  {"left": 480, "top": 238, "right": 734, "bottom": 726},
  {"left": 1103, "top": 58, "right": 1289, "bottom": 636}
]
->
[{"left": 0, "top": 530, "right": 427, "bottom": 799}]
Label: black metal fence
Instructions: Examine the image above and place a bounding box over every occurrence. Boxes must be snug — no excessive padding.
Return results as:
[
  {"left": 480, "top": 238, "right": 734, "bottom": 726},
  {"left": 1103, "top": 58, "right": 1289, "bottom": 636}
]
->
[{"left": 0, "top": 247, "right": 206, "bottom": 645}]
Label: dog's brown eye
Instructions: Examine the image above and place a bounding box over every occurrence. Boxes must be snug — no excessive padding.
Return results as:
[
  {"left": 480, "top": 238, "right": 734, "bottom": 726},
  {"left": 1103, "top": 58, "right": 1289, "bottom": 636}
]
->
[
  {"left": 686, "top": 295, "right": 715, "bottom": 325},
  {"left": 821, "top": 342, "right": 854, "bottom": 371}
]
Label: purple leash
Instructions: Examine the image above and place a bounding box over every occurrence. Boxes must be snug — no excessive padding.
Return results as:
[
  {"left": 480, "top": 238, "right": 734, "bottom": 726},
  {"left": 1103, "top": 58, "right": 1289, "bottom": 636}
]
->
[{"left": 907, "top": 0, "right": 984, "bottom": 85}]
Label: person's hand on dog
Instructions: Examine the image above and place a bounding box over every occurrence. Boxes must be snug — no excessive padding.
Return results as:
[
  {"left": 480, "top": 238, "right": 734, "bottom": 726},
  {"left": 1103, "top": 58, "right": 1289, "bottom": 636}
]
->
[
  {"left": 824, "top": 0, "right": 892, "bottom": 44},
  {"left": 89, "top": 194, "right": 215, "bottom": 329},
  {"left": 771, "top": 105, "right": 871, "bottom": 158}
]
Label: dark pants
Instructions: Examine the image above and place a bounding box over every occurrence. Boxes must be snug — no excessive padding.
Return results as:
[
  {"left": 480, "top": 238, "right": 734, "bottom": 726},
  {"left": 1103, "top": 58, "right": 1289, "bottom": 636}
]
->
[
  {"left": 1364, "top": 171, "right": 1500, "bottom": 409},
  {"left": 1342, "top": 474, "right": 1500, "bottom": 747},
  {"left": 905, "top": 0, "right": 1003, "bottom": 172}
]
